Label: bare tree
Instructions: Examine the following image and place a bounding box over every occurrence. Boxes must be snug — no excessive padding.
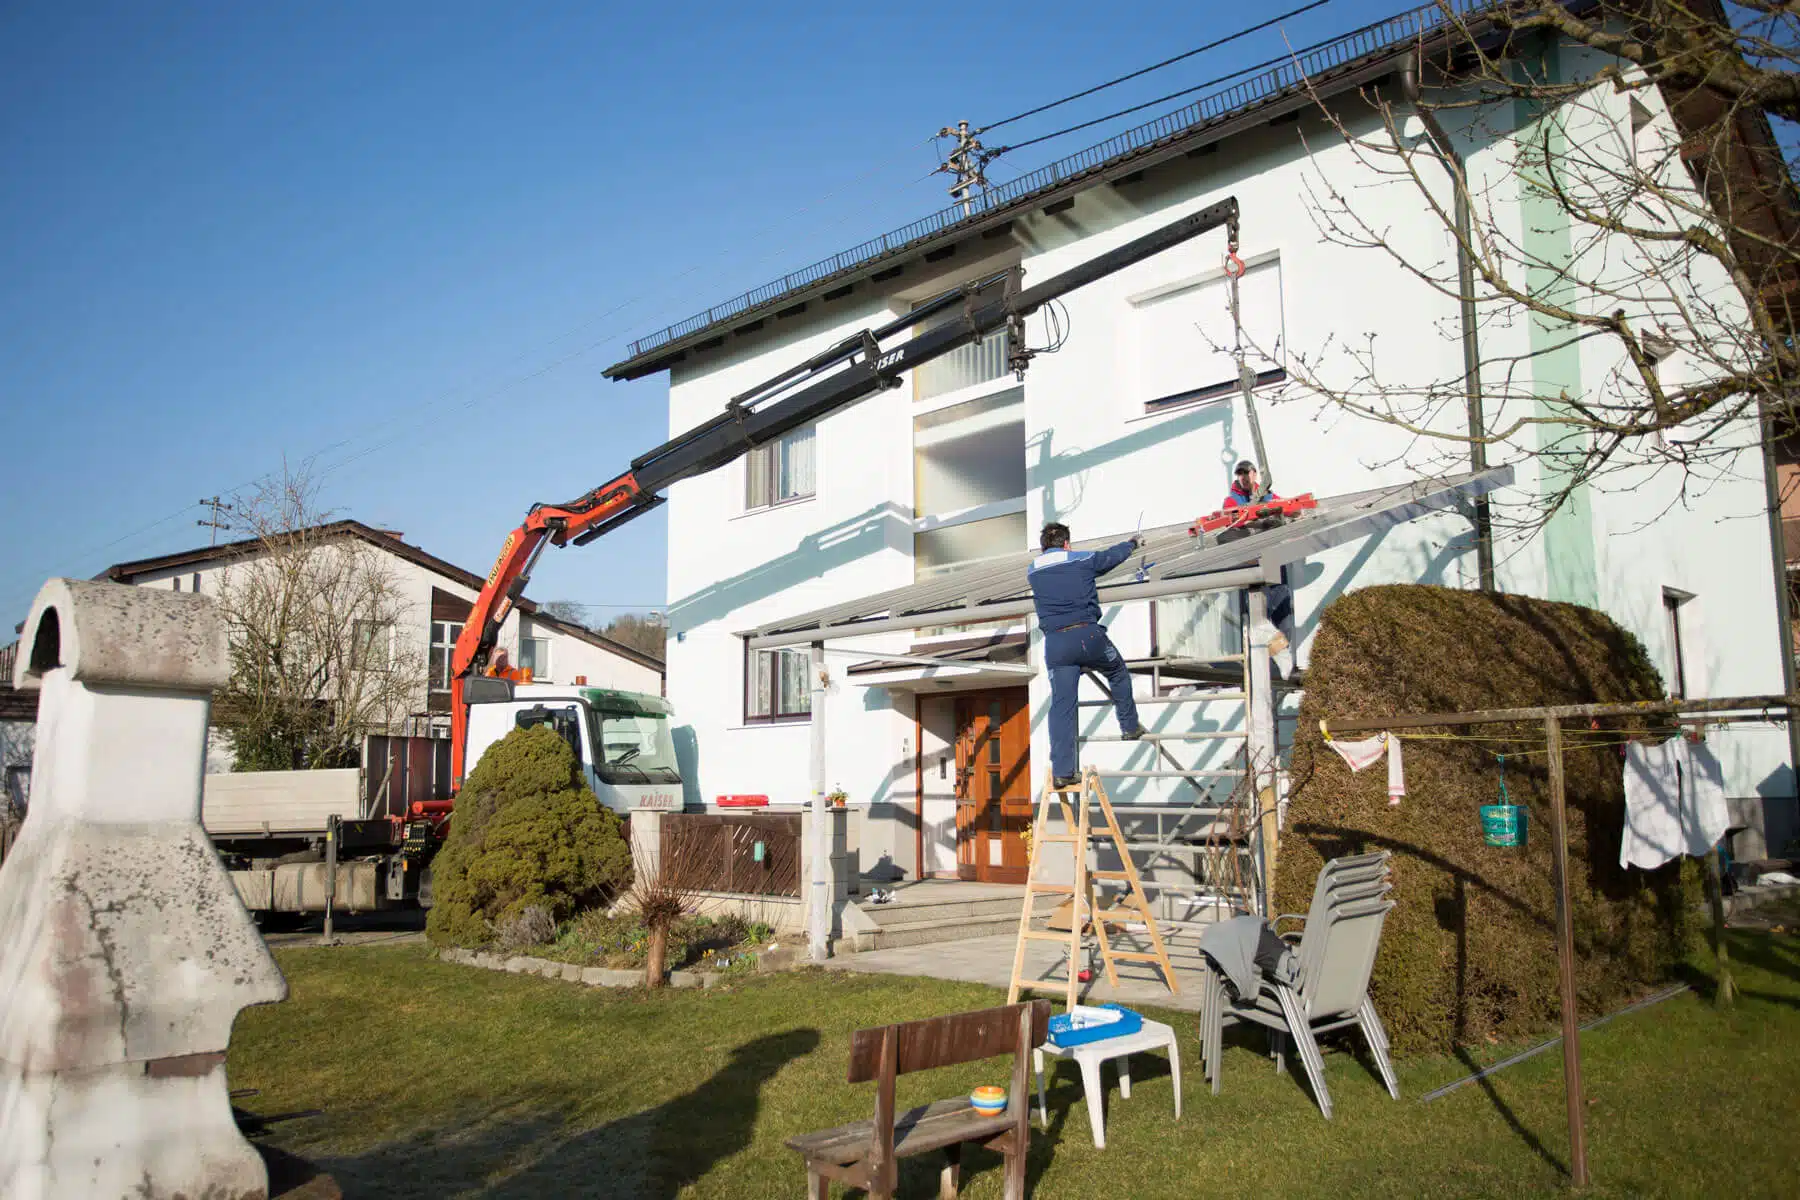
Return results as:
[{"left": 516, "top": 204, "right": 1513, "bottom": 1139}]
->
[
  {"left": 601, "top": 611, "right": 667, "bottom": 661},
  {"left": 213, "top": 467, "right": 423, "bottom": 770},
  {"left": 1288, "top": 0, "right": 1800, "bottom": 528},
  {"left": 625, "top": 822, "right": 706, "bottom": 988}
]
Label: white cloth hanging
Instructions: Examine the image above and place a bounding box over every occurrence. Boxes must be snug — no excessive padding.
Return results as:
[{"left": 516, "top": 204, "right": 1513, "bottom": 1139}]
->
[
  {"left": 1680, "top": 738, "right": 1730, "bottom": 857},
  {"left": 1621, "top": 737, "right": 1731, "bottom": 870},
  {"left": 1325, "top": 732, "right": 1405, "bottom": 805}
]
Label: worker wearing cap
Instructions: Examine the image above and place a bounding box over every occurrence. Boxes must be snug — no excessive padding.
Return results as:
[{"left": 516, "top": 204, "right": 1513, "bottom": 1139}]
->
[
  {"left": 1220, "top": 460, "right": 1295, "bottom": 672},
  {"left": 1028, "top": 522, "right": 1145, "bottom": 789},
  {"left": 1222, "top": 460, "right": 1276, "bottom": 509}
]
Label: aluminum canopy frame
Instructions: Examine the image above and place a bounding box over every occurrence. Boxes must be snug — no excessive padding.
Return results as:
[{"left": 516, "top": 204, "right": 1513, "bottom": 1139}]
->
[{"left": 743, "top": 466, "right": 1514, "bottom": 651}]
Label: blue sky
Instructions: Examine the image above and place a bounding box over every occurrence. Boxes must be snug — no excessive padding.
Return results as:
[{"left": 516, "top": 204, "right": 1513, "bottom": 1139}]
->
[{"left": 0, "top": 0, "right": 1396, "bottom": 630}]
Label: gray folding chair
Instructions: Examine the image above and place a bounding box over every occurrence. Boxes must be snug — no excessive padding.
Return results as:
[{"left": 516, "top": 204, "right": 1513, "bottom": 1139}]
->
[{"left": 1200, "top": 894, "right": 1399, "bottom": 1119}]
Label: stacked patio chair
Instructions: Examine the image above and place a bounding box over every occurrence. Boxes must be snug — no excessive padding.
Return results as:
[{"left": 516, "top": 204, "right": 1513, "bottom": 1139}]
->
[{"left": 1197, "top": 851, "right": 1399, "bottom": 1119}]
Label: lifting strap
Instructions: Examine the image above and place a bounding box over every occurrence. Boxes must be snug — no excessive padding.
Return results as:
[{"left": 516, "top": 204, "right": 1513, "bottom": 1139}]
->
[{"left": 1225, "top": 245, "right": 1273, "bottom": 498}]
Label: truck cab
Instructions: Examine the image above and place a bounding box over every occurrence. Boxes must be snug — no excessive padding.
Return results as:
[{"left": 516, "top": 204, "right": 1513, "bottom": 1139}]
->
[{"left": 462, "top": 679, "right": 682, "bottom": 814}]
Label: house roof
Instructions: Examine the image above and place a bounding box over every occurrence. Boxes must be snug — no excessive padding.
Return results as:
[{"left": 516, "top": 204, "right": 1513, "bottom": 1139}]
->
[
  {"left": 101, "top": 520, "right": 664, "bottom": 671},
  {"left": 604, "top": 0, "right": 1520, "bottom": 382},
  {"left": 742, "top": 466, "right": 1514, "bottom": 649}
]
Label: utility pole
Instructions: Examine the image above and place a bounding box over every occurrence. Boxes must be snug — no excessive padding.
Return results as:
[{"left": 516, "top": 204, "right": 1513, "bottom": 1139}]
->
[
  {"left": 935, "top": 120, "right": 991, "bottom": 217},
  {"left": 197, "top": 496, "right": 236, "bottom": 546}
]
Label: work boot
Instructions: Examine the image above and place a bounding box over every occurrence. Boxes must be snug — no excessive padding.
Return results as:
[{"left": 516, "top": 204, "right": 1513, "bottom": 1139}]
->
[
  {"left": 1120, "top": 726, "right": 1146, "bottom": 740},
  {"left": 1052, "top": 775, "right": 1082, "bottom": 790}
]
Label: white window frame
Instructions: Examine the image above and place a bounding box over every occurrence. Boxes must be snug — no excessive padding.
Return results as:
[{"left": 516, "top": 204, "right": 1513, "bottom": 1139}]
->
[
  {"left": 352, "top": 619, "right": 394, "bottom": 670},
  {"left": 429, "top": 620, "right": 464, "bottom": 692},
  {"left": 1122, "top": 247, "right": 1287, "bottom": 423},
  {"left": 519, "top": 635, "right": 552, "bottom": 683}
]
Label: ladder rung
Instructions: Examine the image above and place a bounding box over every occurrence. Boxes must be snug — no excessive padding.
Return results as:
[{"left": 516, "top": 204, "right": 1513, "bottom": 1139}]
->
[
  {"left": 1079, "top": 692, "right": 1245, "bottom": 707},
  {"left": 1087, "top": 773, "right": 1245, "bottom": 784},
  {"left": 1091, "top": 870, "right": 1133, "bottom": 880},
  {"left": 1093, "top": 910, "right": 1153, "bottom": 923},
  {"left": 1040, "top": 834, "right": 1080, "bottom": 843},
  {"left": 1027, "top": 884, "right": 1076, "bottom": 894},
  {"left": 1023, "top": 931, "right": 1075, "bottom": 942},
  {"left": 1081, "top": 731, "right": 1247, "bottom": 742}
]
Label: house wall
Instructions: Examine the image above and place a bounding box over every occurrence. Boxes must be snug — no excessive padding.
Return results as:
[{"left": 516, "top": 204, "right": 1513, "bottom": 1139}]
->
[{"left": 658, "top": 69, "right": 1794, "bottom": 878}]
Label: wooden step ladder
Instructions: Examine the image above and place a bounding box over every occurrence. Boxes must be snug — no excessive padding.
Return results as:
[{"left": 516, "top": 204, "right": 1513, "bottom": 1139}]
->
[{"left": 1006, "top": 766, "right": 1180, "bottom": 1009}]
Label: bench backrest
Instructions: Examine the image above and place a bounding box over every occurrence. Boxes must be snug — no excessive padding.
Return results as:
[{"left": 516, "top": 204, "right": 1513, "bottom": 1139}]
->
[{"left": 847, "top": 1000, "right": 1052, "bottom": 1083}]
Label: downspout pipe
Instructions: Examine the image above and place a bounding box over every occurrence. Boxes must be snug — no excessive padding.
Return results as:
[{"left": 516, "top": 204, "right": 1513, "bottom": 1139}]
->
[
  {"left": 1758, "top": 401, "right": 1800, "bottom": 808},
  {"left": 1402, "top": 61, "right": 1497, "bottom": 592}
]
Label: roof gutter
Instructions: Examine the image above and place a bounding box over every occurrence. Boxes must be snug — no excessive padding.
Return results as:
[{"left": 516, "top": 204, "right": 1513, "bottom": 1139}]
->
[{"left": 1401, "top": 57, "right": 1495, "bottom": 592}]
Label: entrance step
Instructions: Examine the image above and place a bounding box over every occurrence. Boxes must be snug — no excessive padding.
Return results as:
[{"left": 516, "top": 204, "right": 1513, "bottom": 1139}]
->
[{"left": 845, "top": 888, "right": 1058, "bottom": 953}]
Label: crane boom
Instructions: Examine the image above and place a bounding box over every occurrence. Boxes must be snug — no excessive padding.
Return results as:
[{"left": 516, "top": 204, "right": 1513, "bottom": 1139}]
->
[{"left": 449, "top": 196, "right": 1242, "bottom": 784}]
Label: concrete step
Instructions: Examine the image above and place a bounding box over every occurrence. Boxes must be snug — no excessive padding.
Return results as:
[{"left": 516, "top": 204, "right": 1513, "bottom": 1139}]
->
[
  {"left": 860, "top": 894, "right": 1036, "bottom": 928},
  {"left": 850, "top": 911, "right": 1026, "bottom": 952}
]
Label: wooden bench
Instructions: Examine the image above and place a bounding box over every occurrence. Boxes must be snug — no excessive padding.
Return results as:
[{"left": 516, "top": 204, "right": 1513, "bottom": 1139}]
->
[{"left": 786, "top": 999, "right": 1052, "bottom": 1199}]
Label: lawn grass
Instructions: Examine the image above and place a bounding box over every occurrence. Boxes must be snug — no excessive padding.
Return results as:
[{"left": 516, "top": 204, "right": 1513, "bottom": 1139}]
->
[{"left": 232, "top": 929, "right": 1800, "bottom": 1198}]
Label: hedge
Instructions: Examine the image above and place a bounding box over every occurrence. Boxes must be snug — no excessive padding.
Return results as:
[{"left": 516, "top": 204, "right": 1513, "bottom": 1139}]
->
[
  {"left": 426, "top": 724, "right": 632, "bottom": 948},
  {"left": 1278, "top": 585, "right": 1701, "bottom": 1054}
]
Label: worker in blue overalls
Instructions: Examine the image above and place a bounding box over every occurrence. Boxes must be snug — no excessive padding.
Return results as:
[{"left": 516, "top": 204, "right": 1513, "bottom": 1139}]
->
[{"left": 1028, "top": 522, "right": 1145, "bottom": 789}]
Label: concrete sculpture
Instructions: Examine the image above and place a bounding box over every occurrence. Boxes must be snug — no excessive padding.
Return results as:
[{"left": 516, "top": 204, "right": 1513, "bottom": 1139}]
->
[{"left": 0, "top": 578, "right": 288, "bottom": 1200}]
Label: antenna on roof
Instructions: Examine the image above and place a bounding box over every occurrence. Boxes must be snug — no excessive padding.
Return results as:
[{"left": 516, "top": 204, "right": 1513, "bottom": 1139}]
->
[{"left": 933, "top": 120, "right": 991, "bottom": 217}]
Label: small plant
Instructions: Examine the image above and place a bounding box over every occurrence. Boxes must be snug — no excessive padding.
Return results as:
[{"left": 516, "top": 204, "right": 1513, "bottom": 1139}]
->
[
  {"left": 624, "top": 824, "right": 707, "bottom": 988},
  {"left": 826, "top": 786, "right": 849, "bottom": 807}
]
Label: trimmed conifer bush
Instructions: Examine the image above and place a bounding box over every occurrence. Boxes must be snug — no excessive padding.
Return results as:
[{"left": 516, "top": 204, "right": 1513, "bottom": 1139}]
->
[
  {"left": 1279, "top": 584, "right": 1701, "bottom": 1054},
  {"left": 426, "top": 724, "right": 631, "bottom": 948}
]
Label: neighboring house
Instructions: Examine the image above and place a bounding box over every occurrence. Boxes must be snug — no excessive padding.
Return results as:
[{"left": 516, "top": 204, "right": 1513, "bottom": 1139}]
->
[
  {"left": 606, "top": 4, "right": 1797, "bottom": 884},
  {"left": 0, "top": 523, "right": 664, "bottom": 801}
]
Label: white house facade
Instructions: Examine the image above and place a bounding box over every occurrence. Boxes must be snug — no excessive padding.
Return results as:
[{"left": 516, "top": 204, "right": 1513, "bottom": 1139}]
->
[{"left": 610, "top": 6, "right": 1796, "bottom": 887}]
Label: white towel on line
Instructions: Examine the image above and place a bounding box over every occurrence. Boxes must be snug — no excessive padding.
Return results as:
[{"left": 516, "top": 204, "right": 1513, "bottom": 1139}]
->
[
  {"left": 1326, "top": 732, "right": 1405, "bottom": 805},
  {"left": 1621, "top": 738, "right": 1730, "bottom": 870}
]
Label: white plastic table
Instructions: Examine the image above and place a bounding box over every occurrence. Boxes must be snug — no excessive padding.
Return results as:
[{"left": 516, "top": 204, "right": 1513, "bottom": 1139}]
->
[{"left": 1033, "top": 1018, "right": 1182, "bottom": 1149}]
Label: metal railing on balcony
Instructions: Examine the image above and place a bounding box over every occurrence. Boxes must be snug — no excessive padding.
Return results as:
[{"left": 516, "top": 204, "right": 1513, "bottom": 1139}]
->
[{"left": 623, "top": 0, "right": 1486, "bottom": 362}]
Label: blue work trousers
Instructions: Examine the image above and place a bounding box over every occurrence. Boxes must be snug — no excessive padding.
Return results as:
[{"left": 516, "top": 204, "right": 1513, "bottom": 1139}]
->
[{"left": 1044, "top": 623, "right": 1140, "bottom": 780}]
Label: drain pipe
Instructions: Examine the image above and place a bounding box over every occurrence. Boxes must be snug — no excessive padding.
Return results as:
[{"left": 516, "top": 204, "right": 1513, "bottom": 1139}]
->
[
  {"left": 1758, "top": 401, "right": 1800, "bottom": 804},
  {"left": 1401, "top": 61, "right": 1497, "bottom": 592}
]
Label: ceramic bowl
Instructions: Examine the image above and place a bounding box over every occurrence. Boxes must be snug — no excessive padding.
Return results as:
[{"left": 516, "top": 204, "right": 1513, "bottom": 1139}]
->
[{"left": 970, "top": 1085, "right": 1007, "bottom": 1115}]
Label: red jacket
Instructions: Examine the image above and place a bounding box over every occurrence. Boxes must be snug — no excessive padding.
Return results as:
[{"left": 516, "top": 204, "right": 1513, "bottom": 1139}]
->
[{"left": 1222, "top": 480, "right": 1277, "bottom": 509}]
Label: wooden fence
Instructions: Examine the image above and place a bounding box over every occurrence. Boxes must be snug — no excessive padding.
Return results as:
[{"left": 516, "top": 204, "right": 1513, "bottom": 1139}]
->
[{"left": 661, "top": 812, "right": 802, "bottom": 898}]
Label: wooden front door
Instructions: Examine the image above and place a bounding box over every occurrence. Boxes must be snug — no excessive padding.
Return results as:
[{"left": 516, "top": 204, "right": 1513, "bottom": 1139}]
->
[{"left": 953, "top": 688, "right": 1032, "bottom": 884}]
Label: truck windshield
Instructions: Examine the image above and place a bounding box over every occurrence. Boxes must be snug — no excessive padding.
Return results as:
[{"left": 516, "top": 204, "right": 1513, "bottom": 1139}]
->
[{"left": 590, "top": 710, "right": 680, "bottom": 785}]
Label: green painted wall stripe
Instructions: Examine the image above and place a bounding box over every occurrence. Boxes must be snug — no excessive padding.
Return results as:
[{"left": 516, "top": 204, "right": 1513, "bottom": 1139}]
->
[{"left": 1514, "top": 44, "right": 1600, "bottom": 606}]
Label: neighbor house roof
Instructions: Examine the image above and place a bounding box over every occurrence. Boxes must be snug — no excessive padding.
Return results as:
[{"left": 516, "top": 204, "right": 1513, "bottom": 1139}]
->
[
  {"left": 604, "top": 0, "right": 1526, "bottom": 382},
  {"left": 102, "top": 521, "right": 664, "bottom": 671}
]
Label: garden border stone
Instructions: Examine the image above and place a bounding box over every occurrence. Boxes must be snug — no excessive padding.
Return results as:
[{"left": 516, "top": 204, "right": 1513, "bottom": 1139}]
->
[{"left": 435, "top": 946, "right": 722, "bottom": 990}]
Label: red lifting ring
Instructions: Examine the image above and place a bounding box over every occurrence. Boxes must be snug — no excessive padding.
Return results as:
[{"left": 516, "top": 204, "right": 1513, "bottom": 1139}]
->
[{"left": 1223, "top": 250, "right": 1246, "bottom": 279}]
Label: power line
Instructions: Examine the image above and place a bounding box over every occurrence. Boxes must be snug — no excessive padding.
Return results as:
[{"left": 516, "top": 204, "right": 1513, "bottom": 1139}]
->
[
  {"left": 977, "top": 0, "right": 1332, "bottom": 135},
  {"left": 987, "top": 14, "right": 1359, "bottom": 159}
]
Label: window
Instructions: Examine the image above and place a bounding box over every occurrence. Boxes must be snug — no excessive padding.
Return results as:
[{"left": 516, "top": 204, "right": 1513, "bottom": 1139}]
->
[
  {"left": 429, "top": 620, "right": 464, "bottom": 691},
  {"left": 171, "top": 577, "right": 181, "bottom": 592},
  {"left": 913, "top": 385, "right": 1027, "bottom": 581},
  {"left": 914, "top": 388, "right": 1025, "bottom": 514},
  {"left": 746, "top": 425, "right": 816, "bottom": 510},
  {"left": 590, "top": 710, "right": 681, "bottom": 784},
  {"left": 915, "top": 514, "right": 1027, "bottom": 579},
  {"left": 352, "top": 620, "right": 393, "bottom": 669},
  {"left": 1131, "top": 256, "right": 1285, "bottom": 413},
  {"left": 1663, "top": 589, "right": 1693, "bottom": 697},
  {"left": 519, "top": 636, "right": 551, "bottom": 682},
  {"left": 192, "top": 572, "right": 202, "bottom": 594},
  {"left": 913, "top": 292, "right": 1010, "bottom": 402},
  {"left": 745, "top": 644, "right": 811, "bottom": 723}
]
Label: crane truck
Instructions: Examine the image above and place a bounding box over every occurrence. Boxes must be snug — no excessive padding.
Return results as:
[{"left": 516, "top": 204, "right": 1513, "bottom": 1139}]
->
[{"left": 445, "top": 196, "right": 1246, "bottom": 796}]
